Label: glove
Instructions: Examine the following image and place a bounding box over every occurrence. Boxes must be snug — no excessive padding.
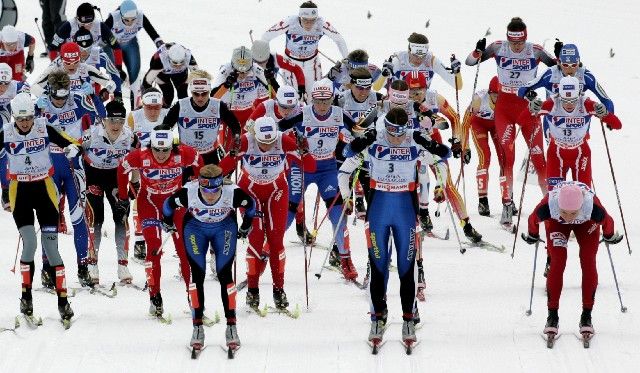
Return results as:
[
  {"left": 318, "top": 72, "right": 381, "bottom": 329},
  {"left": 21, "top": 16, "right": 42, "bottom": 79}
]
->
[
  {"left": 432, "top": 185, "right": 445, "bottom": 203},
  {"left": 80, "top": 82, "right": 94, "bottom": 96},
  {"left": 223, "top": 71, "right": 239, "bottom": 88},
  {"left": 525, "top": 90, "right": 538, "bottom": 101},
  {"left": 381, "top": 58, "right": 394, "bottom": 77},
  {"left": 475, "top": 38, "right": 486, "bottom": 52},
  {"left": 528, "top": 98, "right": 543, "bottom": 114},
  {"left": 229, "top": 134, "right": 241, "bottom": 157},
  {"left": 264, "top": 68, "right": 276, "bottom": 82},
  {"left": 118, "top": 68, "right": 128, "bottom": 83},
  {"left": 521, "top": 232, "right": 540, "bottom": 245},
  {"left": 462, "top": 149, "right": 471, "bottom": 164},
  {"left": 553, "top": 39, "right": 563, "bottom": 59},
  {"left": 237, "top": 218, "right": 252, "bottom": 239},
  {"left": 594, "top": 103, "right": 608, "bottom": 118},
  {"left": 603, "top": 231, "right": 623, "bottom": 245},
  {"left": 114, "top": 198, "right": 131, "bottom": 221},
  {"left": 154, "top": 39, "right": 164, "bottom": 48},
  {"left": 36, "top": 95, "right": 48, "bottom": 109},
  {"left": 99, "top": 88, "right": 110, "bottom": 102},
  {"left": 26, "top": 55, "right": 35, "bottom": 73},
  {"left": 297, "top": 85, "right": 306, "bottom": 101},
  {"left": 418, "top": 208, "right": 431, "bottom": 231},
  {"left": 2, "top": 188, "right": 10, "bottom": 212},
  {"left": 327, "top": 60, "right": 342, "bottom": 81},
  {"left": 449, "top": 138, "right": 462, "bottom": 158},
  {"left": 64, "top": 144, "right": 81, "bottom": 159},
  {"left": 162, "top": 217, "right": 177, "bottom": 233},
  {"left": 344, "top": 198, "right": 353, "bottom": 215},
  {"left": 104, "top": 80, "right": 117, "bottom": 93},
  {"left": 363, "top": 126, "right": 377, "bottom": 144},
  {"left": 449, "top": 57, "right": 461, "bottom": 74}
]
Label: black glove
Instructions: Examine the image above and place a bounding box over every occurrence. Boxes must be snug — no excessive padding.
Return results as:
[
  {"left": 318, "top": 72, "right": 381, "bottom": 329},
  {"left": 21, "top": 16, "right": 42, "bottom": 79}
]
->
[
  {"left": 418, "top": 208, "right": 432, "bottom": 231},
  {"left": 229, "top": 134, "right": 241, "bottom": 157},
  {"left": 449, "top": 56, "right": 461, "bottom": 74},
  {"left": 594, "top": 103, "right": 608, "bottom": 118},
  {"left": 426, "top": 140, "right": 450, "bottom": 158},
  {"left": 237, "top": 218, "right": 252, "bottom": 239},
  {"left": 155, "top": 39, "right": 165, "bottom": 48},
  {"left": 553, "top": 39, "right": 563, "bottom": 59},
  {"left": 25, "top": 55, "right": 35, "bottom": 73},
  {"left": 297, "top": 85, "right": 306, "bottom": 101},
  {"left": 162, "top": 214, "right": 176, "bottom": 233},
  {"left": 460, "top": 149, "right": 471, "bottom": 164},
  {"left": 475, "top": 38, "right": 486, "bottom": 52},
  {"left": 224, "top": 71, "right": 239, "bottom": 88},
  {"left": 603, "top": 232, "right": 623, "bottom": 245},
  {"left": 114, "top": 198, "right": 130, "bottom": 222},
  {"left": 381, "top": 57, "right": 393, "bottom": 77},
  {"left": 521, "top": 232, "right": 540, "bottom": 245},
  {"left": 118, "top": 68, "right": 128, "bottom": 83},
  {"left": 327, "top": 60, "right": 343, "bottom": 81},
  {"left": 264, "top": 68, "right": 276, "bottom": 82},
  {"left": 449, "top": 138, "right": 462, "bottom": 158},
  {"left": 524, "top": 90, "right": 538, "bottom": 101}
]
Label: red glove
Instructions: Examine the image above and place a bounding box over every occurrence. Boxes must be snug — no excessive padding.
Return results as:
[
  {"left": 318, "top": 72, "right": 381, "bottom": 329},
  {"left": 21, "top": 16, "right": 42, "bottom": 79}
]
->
[{"left": 603, "top": 114, "right": 622, "bottom": 130}]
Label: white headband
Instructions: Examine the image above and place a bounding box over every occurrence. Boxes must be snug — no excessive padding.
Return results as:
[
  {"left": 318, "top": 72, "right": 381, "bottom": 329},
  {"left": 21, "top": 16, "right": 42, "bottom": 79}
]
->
[
  {"left": 142, "top": 91, "right": 163, "bottom": 105},
  {"left": 408, "top": 42, "right": 429, "bottom": 56},
  {"left": 299, "top": 7, "right": 318, "bottom": 19}
]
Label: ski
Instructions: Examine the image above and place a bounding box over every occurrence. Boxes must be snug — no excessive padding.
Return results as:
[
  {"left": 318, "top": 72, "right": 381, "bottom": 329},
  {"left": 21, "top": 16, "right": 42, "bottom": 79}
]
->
[
  {"left": 1, "top": 316, "right": 21, "bottom": 333},
  {"left": 247, "top": 304, "right": 268, "bottom": 317},
  {"left": 149, "top": 313, "right": 172, "bottom": 325},
  {"left": 34, "top": 287, "right": 77, "bottom": 297},
  {"left": 542, "top": 332, "right": 560, "bottom": 348},
  {"left": 188, "top": 344, "right": 206, "bottom": 359},
  {"left": 348, "top": 278, "right": 368, "bottom": 290},
  {"left": 267, "top": 304, "right": 301, "bottom": 319},
  {"left": 461, "top": 240, "right": 506, "bottom": 253},
  {"left": 577, "top": 331, "right": 594, "bottom": 348},
  {"left": 289, "top": 241, "right": 331, "bottom": 251},
  {"left": 401, "top": 340, "right": 420, "bottom": 355},
  {"left": 19, "top": 314, "right": 43, "bottom": 329},
  {"left": 117, "top": 281, "right": 147, "bottom": 292},
  {"left": 419, "top": 228, "right": 450, "bottom": 241},
  {"left": 74, "top": 283, "right": 117, "bottom": 298},
  {"left": 61, "top": 318, "right": 74, "bottom": 330},
  {"left": 501, "top": 223, "right": 515, "bottom": 233},
  {"left": 182, "top": 310, "right": 221, "bottom": 327},
  {"left": 222, "top": 343, "right": 240, "bottom": 359},
  {"left": 367, "top": 339, "right": 386, "bottom": 355}
]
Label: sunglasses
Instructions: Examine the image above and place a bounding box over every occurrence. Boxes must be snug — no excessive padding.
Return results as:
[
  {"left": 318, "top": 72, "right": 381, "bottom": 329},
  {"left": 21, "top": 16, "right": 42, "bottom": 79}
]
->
[
  {"left": 105, "top": 117, "right": 125, "bottom": 124},
  {"left": 151, "top": 147, "right": 171, "bottom": 153},
  {"left": 63, "top": 60, "right": 79, "bottom": 66},
  {"left": 122, "top": 17, "right": 136, "bottom": 23},
  {"left": 191, "top": 91, "right": 209, "bottom": 97},
  {"left": 15, "top": 116, "right": 34, "bottom": 122},
  {"left": 201, "top": 186, "right": 222, "bottom": 194},
  {"left": 560, "top": 97, "right": 579, "bottom": 104},
  {"left": 561, "top": 63, "right": 578, "bottom": 68}
]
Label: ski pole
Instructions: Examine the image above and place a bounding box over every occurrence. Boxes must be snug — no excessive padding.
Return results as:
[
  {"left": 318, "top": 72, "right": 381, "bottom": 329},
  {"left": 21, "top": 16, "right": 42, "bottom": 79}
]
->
[
  {"left": 314, "top": 197, "right": 350, "bottom": 279},
  {"left": 450, "top": 54, "right": 466, "bottom": 206},
  {"left": 604, "top": 241, "right": 628, "bottom": 313},
  {"left": 33, "top": 18, "right": 48, "bottom": 51},
  {"left": 510, "top": 126, "right": 539, "bottom": 258},
  {"left": 249, "top": 29, "right": 254, "bottom": 43},
  {"left": 310, "top": 193, "right": 340, "bottom": 238},
  {"left": 300, "top": 150, "right": 310, "bottom": 310},
  {"left": 93, "top": 6, "right": 104, "bottom": 21},
  {"left": 435, "top": 162, "right": 464, "bottom": 254},
  {"left": 525, "top": 238, "right": 542, "bottom": 316},
  {"left": 9, "top": 234, "right": 22, "bottom": 273},
  {"left": 318, "top": 50, "right": 336, "bottom": 65},
  {"left": 599, "top": 120, "right": 632, "bottom": 255}
]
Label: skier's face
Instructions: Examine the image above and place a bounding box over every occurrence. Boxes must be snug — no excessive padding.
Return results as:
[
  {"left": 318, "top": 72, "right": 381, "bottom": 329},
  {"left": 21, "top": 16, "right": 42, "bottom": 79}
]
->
[
  {"left": 14, "top": 116, "right": 34, "bottom": 132},
  {"left": 559, "top": 208, "right": 580, "bottom": 222},
  {"left": 276, "top": 103, "right": 295, "bottom": 118},
  {"left": 3, "top": 42, "right": 17, "bottom": 52},
  {"left": 312, "top": 98, "right": 332, "bottom": 115},
  {"left": 560, "top": 62, "right": 578, "bottom": 77},
  {"left": 0, "top": 81, "right": 9, "bottom": 95},
  {"left": 104, "top": 117, "right": 125, "bottom": 137},
  {"left": 200, "top": 187, "right": 221, "bottom": 204},
  {"left": 408, "top": 53, "right": 426, "bottom": 66},
  {"left": 63, "top": 60, "right": 79, "bottom": 74},
  {"left": 300, "top": 17, "right": 316, "bottom": 31},
  {"left": 143, "top": 104, "right": 162, "bottom": 121},
  {"left": 151, "top": 147, "right": 171, "bottom": 163},
  {"left": 257, "top": 139, "right": 276, "bottom": 152},
  {"left": 509, "top": 41, "right": 525, "bottom": 53},
  {"left": 351, "top": 84, "right": 371, "bottom": 102},
  {"left": 409, "top": 88, "right": 426, "bottom": 103},
  {"left": 191, "top": 91, "right": 209, "bottom": 107},
  {"left": 386, "top": 131, "right": 406, "bottom": 146}
]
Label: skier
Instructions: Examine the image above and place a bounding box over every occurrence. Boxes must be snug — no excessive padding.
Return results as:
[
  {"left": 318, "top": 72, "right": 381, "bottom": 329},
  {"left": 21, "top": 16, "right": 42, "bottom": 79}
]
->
[
  {"left": 465, "top": 17, "right": 556, "bottom": 228},
  {"left": 117, "top": 129, "right": 202, "bottom": 319},
  {"left": 277, "top": 78, "right": 358, "bottom": 280},
  {"left": 382, "top": 32, "right": 462, "bottom": 91},
  {"left": 72, "top": 28, "right": 124, "bottom": 102},
  {"left": 0, "top": 25, "right": 36, "bottom": 81},
  {"left": 161, "top": 69, "right": 241, "bottom": 165},
  {"left": 261, "top": 0, "right": 348, "bottom": 97},
  {"left": 518, "top": 43, "right": 615, "bottom": 141},
  {"left": 250, "top": 40, "right": 306, "bottom": 100},
  {"left": 460, "top": 76, "right": 505, "bottom": 216},
  {"left": 141, "top": 42, "right": 198, "bottom": 108},
  {"left": 210, "top": 46, "right": 271, "bottom": 136},
  {"left": 35, "top": 70, "right": 103, "bottom": 288},
  {"left": 521, "top": 181, "right": 623, "bottom": 342},
  {"left": 127, "top": 87, "right": 168, "bottom": 260},
  {"left": 82, "top": 101, "right": 138, "bottom": 284},
  {"left": 218, "top": 116, "right": 315, "bottom": 310},
  {"left": 343, "top": 107, "right": 450, "bottom": 349},
  {"left": 50, "top": 2, "right": 127, "bottom": 82},
  {"left": 105, "top": 0, "right": 164, "bottom": 107},
  {"left": 39, "top": 0, "right": 67, "bottom": 57},
  {"left": 326, "top": 49, "right": 383, "bottom": 93},
  {"left": 2, "top": 92, "right": 78, "bottom": 326},
  {"left": 162, "top": 164, "right": 257, "bottom": 353}
]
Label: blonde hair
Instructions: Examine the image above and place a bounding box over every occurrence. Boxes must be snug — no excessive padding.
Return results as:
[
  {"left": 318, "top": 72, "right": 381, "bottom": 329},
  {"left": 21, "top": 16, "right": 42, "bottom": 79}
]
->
[
  {"left": 189, "top": 69, "right": 212, "bottom": 83},
  {"left": 199, "top": 164, "right": 222, "bottom": 178}
]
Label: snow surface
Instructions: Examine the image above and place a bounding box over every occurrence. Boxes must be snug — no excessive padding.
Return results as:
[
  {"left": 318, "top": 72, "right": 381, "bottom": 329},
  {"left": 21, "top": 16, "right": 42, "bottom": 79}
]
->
[{"left": 1, "top": 1, "right": 639, "bottom": 372}]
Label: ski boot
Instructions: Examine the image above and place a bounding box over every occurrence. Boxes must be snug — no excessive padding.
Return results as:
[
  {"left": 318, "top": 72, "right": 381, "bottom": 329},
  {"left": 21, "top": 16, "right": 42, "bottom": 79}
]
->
[
  {"left": 510, "top": 200, "right": 518, "bottom": 215},
  {"left": 77, "top": 264, "right": 92, "bottom": 287},
  {"left": 89, "top": 264, "right": 99, "bottom": 285},
  {"left": 416, "top": 261, "right": 426, "bottom": 301},
  {"left": 20, "top": 298, "right": 33, "bottom": 316},
  {"left": 133, "top": 240, "right": 146, "bottom": 261},
  {"left": 225, "top": 324, "right": 241, "bottom": 347},
  {"left": 296, "top": 222, "right": 315, "bottom": 245},
  {"left": 579, "top": 309, "right": 594, "bottom": 334},
  {"left": 328, "top": 245, "right": 340, "bottom": 267},
  {"left": 354, "top": 196, "right": 366, "bottom": 220},
  {"left": 41, "top": 267, "right": 55, "bottom": 289},
  {"left": 402, "top": 320, "right": 417, "bottom": 344},
  {"left": 368, "top": 319, "right": 386, "bottom": 342},
  {"left": 544, "top": 309, "right": 559, "bottom": 335},
  {"left": 190, "top": 324, "right": 205, "bottom": 347},
  {"left": 58, "top": 300, "right": 74, "bottom": 321},
  {"left": 499, "top": 202, "right": 514, "bottom": 228},
  {"left": 463, "top": 221, "right": 483, "bottom": 243},
  {"left": 273, "top": 288, "right": 289, "bottom": 309},
  {"left": 418, "top": 208, "right": 433, "bottom": 232},
  {"left": 246, "top": 288, "right": 260, "bottom": 308},
  {"left": 118, "top": 264, "right": 133, "bottom": 284},
  {"left": 339, "top": 254, "right": 358, "bottom": 280},
  {"left": 478, "top": 197, "right": 490, "bottom": 216},
  {"left": 149, "top": 293, "right": 164, "bottom": 317}
]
